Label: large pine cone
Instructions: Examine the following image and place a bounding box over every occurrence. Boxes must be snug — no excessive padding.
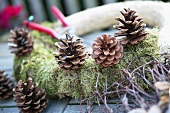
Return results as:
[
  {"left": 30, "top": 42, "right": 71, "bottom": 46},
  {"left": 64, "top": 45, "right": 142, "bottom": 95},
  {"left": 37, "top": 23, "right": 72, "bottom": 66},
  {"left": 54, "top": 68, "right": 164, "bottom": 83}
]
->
[
  {"left": 54, "top": 34, "right": 89, "bottom": 70},
  {"left": 8, "top": 28, "right": 34, "bottom": 57},
  {"left": 92, "top": 34, "right": 123, "bottom": 67},
  {"left": 13, "top": 77, "right": 48, "bottom": 113},
  {"left": 0, "top": 70, "right": 14, "bottom": 99},
  {"left": 113, "top": 8, "right": 148, "bottom": 45}
]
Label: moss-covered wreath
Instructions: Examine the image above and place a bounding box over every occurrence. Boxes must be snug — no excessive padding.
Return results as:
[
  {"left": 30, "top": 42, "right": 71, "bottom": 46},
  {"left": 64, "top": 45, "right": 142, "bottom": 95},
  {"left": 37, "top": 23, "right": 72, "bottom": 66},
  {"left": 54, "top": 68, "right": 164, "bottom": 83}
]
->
[
  {"left": 12, "top": 1, "right": 170, "bottom": 99},
  {"left": 13, "top": 26, "right": 159, "bottom": 98}
]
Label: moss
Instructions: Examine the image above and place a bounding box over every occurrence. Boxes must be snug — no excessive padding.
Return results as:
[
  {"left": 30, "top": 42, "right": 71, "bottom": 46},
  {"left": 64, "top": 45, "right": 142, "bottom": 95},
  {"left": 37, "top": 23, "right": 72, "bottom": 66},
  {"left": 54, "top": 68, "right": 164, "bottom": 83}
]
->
[{"left": 13, "top": 22, "right": 159, "bottom": 99}]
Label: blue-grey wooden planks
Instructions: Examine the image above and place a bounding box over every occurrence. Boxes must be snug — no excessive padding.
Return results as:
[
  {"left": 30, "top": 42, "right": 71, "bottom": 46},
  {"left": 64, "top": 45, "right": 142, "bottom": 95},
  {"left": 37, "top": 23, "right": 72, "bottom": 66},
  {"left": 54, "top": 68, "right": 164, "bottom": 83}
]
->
[
  {"left": 43, "top": 98, "right": 71, "bottom": 113},
  {"left": 0, "top": 98, "right": 16, "bottom": 107},
  {"left": 0, "top": 43, "right": 14, "bottom": 71},
  {"left": 82, "top": 0, "right": 98, "bottom": 9},
  {"left": 0, "top": 107, "right": 19, "bottom": 113},
  {"left": 0, "top": 0, "right": 120, "bottom": 23},
  {"left": 64, "top": 104, "right": 125, "bottom": 113},
  {"left": 28, "top": 0, "right": 46, "bottom": 22},
  {"left": 63, "top": 0, "right": 81, "bottom": 15},
  {"left": 104, "top": 0, "right": 117, "bottom": 4},
  {"left": 11, "top": 0, "right": 22, "bottom": 5},
  {"left": 0, "top": 0, "right": 7, "bottom": 10}
]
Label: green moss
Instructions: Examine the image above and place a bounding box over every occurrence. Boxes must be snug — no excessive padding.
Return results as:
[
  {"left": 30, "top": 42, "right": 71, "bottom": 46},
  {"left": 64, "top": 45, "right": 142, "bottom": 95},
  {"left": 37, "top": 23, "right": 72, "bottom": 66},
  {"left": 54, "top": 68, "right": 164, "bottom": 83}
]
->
[{"left": 13, "top": 25, "right": 159, "bottom": 98}]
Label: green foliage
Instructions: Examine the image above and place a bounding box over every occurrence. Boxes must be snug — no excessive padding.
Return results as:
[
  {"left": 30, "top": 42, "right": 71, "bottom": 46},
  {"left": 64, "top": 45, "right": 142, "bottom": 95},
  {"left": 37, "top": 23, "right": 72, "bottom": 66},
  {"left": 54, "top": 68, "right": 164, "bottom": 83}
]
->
[{"left": 13, "top": 27, "right": 159, "bottom": 98}]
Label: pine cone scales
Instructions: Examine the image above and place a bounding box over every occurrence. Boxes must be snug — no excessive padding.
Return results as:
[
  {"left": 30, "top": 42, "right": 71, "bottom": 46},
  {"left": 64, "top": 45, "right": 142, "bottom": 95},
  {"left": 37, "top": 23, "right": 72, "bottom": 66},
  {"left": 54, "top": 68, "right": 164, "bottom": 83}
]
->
[
  {"left": 92, "top": 34, "right": 123, "bottom": 67},
  {"left": 13, "top": 78, "right": 48, "bottom": 113},
  {"left": 8, "top": 28, "right": 34, "bottom": 57},
  {"left": 113, "top": 8, "right": 148, "bottom": 45},
  {"left": 0, "top": 70, "right": 14, "bottom": 99},
  {"left": 54, "top": 34, "right": 89, "bottom": 70}
]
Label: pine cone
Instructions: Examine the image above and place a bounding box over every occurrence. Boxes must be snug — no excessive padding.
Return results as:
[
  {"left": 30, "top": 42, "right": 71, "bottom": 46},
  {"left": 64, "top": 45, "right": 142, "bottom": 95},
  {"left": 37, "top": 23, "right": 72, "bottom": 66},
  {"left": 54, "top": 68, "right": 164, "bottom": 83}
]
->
[
  {"left": 155, "top": 81, "right": 170, "bottom": 107},
  {"left": 13, "top": 77, "right": 48, "bottom": 113},
  {"left": 92, "top": 34, "right": 123, "bottom": 67},
  {"left": 113, "top": 8, "right": 148, "bottom": 45},
  {"left": 54, "top": 34, "right": 89, "bottom": 70},
  {"left": 0, "top": 70, "right": 14, "bottom": 99},
  {"left": 8, "top": 28, "right": 34, "bottom": 57}
]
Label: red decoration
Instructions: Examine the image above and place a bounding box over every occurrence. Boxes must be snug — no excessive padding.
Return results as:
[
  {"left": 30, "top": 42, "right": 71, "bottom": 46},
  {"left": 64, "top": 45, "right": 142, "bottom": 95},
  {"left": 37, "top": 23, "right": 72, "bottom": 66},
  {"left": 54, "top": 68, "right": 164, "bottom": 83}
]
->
[
  {"left": 23, "top": 6, "right": 70, "bottom": 40},
  {"left": 51, "top": 6, "right": 69, "bottom": 27},
  {"left": 23, "top": 20, "right": 58, "bottom": 39},
  {"left": 0, "top": 5, "right": 22, "bottom": 30}
]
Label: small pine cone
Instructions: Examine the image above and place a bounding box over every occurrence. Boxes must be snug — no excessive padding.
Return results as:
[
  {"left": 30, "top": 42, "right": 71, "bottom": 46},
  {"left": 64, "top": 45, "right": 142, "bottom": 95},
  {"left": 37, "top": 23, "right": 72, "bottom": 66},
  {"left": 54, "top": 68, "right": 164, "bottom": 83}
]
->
[
  {"left": 0, "top": 70, "right": 14, "bottom": 99},
  {"left": 113, "top": 8, "right": 148, "bottom": 45},
  {"left": 13, "top": 77, "right": 48, "bottom": 113},
  {"left": 54, "top": 34, "right": 89, "bottom": 70},
  {"left": 8, "top": 28, "right": 34, "bottom": 57},
  {"left": 92, "top": 34, "right": 123, "bottom": 67}
]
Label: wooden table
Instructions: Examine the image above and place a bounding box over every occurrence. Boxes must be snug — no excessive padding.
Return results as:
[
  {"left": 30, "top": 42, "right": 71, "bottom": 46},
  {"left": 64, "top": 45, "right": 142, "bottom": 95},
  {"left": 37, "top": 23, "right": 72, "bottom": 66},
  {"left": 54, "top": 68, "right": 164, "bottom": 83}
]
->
[{"left": 0, "top": 30, "right": 126, "bottom": 113}]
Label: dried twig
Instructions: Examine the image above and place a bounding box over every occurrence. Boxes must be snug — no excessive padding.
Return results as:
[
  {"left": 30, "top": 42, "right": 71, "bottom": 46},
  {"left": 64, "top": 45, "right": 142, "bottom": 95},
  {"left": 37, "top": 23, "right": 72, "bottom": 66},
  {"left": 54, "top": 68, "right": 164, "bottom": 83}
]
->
[{"left": 80, "top": 54, "right": 170, "bottom": 113}]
